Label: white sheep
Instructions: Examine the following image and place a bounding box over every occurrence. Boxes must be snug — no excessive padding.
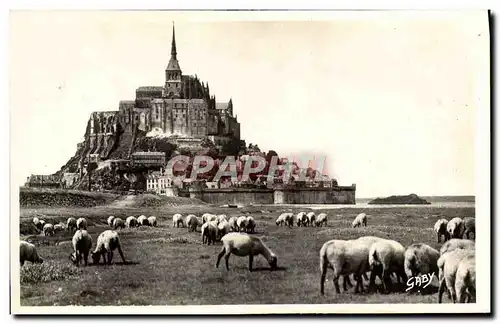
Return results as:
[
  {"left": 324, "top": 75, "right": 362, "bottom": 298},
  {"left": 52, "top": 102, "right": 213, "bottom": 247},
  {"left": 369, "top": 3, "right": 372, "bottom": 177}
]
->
[
  {"left": 296, "top": 212, "right": 307, "bottom": 227},
  {"left": 217, "top": 220, "right": 231, "bottom": 240},
  {"left": 172, "top": 214, "right": 184, "bottom": 228},
  {"left": 76, "top": 217, "right": 88, "bottom": 230},
  {"left": 440, "top": 238, "right": 475, "bottom": 255},
  {"left": 447, "top": 217, "right": 465, "bottom": 239},
  {"left": 236, "top": 216, "right": 247, "bottom": 232},
  {"left": 32, "top": 217, "right": 40, "bottom": 229},
  {"left": 126, "top": 216, "right": 137, "bottom": 228},
  {"left": 319, "top": 238, "right": 373, "bottom": 294},
  {"left": 66, "top": 217, "right": 77, "bottom": 232},
  {"left": 39, "top": 219, "right": 46, "bottom": 230},
  {"left": 90, "top": 230, "right": 126, "bottom": 265},
  {"left": 217, "top": 214, "right": 228, "bottom": 223},
  {"left": 275, "top": 214, "right": 286, "bottom": 226},
  {"left": 368, "top": 238, "right": 408, "bottom": 293},
  {"left": 209, "top": 214, "right": 219, "bottom": 223},
  {"left": 437, "top": 248, "right": 475, "bottom": 303},
  {"left": 284, "top": 213, "right": 294, "bottom": 227},
  {"left": 463, "top": 217, "right": 475, "bottom": 240},
  {"left": 306, "top": 212, "right": 316, "bottom": 227},
  {"left": 54, "top": 222, "right": 66, "bottom": 233},
  {"left": 201, "top": 221, "right": 218, "bottom": 245},
  {"left": 404, "top": 243, "right": 440, "bottom": 281},
  {"left": 455, "top": 253, "right": 476, "bottom": 303},
  {"left": 201, "top": 213, "right": 213, "bottom": 224},
  {"left": 20, "top": 241, "right": 43, "bottom": 266},
  {"left": 216, "top": 232, "right": 277, "bottom": 271},
  {"left": 246, "top": 216, "right": 256, "bottom": 233},
  {"left": 148, "top": 216, "right": 157, "bottom": 227},
  {"left": 43, "top": 223, "right": 55, "bottom": 236},
  {"left": 228, "top": 216, "right": 238, "bottom": 231},
  {"left": 352, "top": 213, "right": 367, "bottom": 228},
  {"left": 137, "top": 215, "right": 149, "bottom": 226},
  {"left": 113, "top": 217, "right": 125, "bottom": 230},
  {"left": 107, "top": 216, "right": 116, "bottom": 227},
  {"left": 186, "top": 214, "right": 201, "bottom": 232},
  {"left": 434, "top": 219, "right": 450, "bottom": 243},
  {"left": 69, "top": 229, "right": 93, "bottom": 267},
  {"left": 315, "top": 213, "right": 327, "bottom": 227}
]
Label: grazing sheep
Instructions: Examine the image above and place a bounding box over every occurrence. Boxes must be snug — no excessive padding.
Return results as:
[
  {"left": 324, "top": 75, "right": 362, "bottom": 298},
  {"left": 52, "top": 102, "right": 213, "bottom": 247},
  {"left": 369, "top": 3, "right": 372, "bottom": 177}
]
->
[
  {"left": 275, "top": 214, "right": 286, "bottom": 226},
  {"left": 172, "top": 214, "right": 184, "bottom": 228},
  {"left": 437, "top": 248, "right": 475, "bottom": 303},
  {"left": 246, "top": 216, "right": 256, "bottom": 233},
  {"left": 209, "top": 214, "right": 219, "bottom": 223},
  {"left": 201, "top": 221, "right": 218, "bottom": 245},
  {"left": 316, "top": 213, "right": 328, "bottom": 227},
  {"left": 455, "top": 254, "right": 476, "bottom": 303},
  {"left": 228, "top": 216, "right": 238, "bottom": 231},
  {"left": 126, "top": 216, "right": 137, "bottom": 228},
  {"left": 352, "top": 213, "right": 367, "bottom": 228},
  {"left": 434, "top": 219, "right": 450, "bottom": 243},
  {"left": 368, "top": 238, "right": 408, "bottom": 293},
  {"left": 20, "top": 241, "right": 43, "bottom": 266},
  {"left": 306, "top": 212, "right": 316, "bottom": 227},
  {"left": 39, "top": 219, "right": 46, "bottom": 230},
  {"left": 319, "top": 238, "right": 374, "bottom": 295},
  {"left": 148, "top": 216, "right": 157, "bottom": 227},
  {"left": 33, "top": 217, "right": 40, "bottom": 229},
  {"left": 137, "top": 215, "right": 149, "bottom": 226},
  {"left": 186, "top": 214, "right": 200, "bottom": 232},
  {"left": 463, "top": 217, "right": 475, "bottom": 240},
  {"left": 201, "top": 213, "right": 213, "bottom": 224},
  {"left": 284, "top": 213, "right": 294, "bottom": 227},
  {"left": 296, "top": 212, "right": 307, "bottom": 227},
  {"left": 54, "top": 223, "right": 66, "bottom": 233},
  {"left": 69, "top": 230, "right": 93, "bottom": 267},
  {"left": 43, "top": 223, "right": 55, "bottom": 236},
  {"left": 236, "top": 216, "right": 247, "bottom": 232},
  {"left": 76, "top": 217, "right": 88, "bottom": 230},
  {"left": 217, "top": 220, "right": 232, "bottom": 240},
  {"left": 404, "top": 243, "right": 440, "bottom": 280},
  {"left": 216, "top": 232, "right": 277, "bottom": 271},
  {"left": 66, "top": 217, "right": 77, "bottom": 232},
  {"left": 217, "top": 214, "right": 228, "bottom": 223},
  {"left": 447, "top": 217, "right": 465, "bottom": 239},
  {"left": 113, "top": 217, "right": 125, "bottom": 230},
  {"left": 440, "top": 239, "right": 475, "bottom": 256},
  {"left": 107, "top": 216, "right": 116, "bottom": 227},
  {"left": 90, "top": 230, "right": 126, "bottom": 266}
]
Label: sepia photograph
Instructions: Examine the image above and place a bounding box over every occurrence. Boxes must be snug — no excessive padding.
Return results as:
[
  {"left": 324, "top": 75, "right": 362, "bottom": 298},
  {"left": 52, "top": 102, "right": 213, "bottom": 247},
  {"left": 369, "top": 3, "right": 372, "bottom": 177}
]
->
[{"left": 9, "top": 9, "right": 491, "bottom": 315}]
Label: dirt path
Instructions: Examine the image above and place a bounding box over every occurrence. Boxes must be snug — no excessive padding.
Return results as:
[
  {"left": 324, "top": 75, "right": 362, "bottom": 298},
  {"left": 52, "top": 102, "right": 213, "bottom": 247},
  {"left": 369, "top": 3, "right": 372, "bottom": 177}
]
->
[{"left": 109, "top": 195, "right": 137, "bottom": 208}]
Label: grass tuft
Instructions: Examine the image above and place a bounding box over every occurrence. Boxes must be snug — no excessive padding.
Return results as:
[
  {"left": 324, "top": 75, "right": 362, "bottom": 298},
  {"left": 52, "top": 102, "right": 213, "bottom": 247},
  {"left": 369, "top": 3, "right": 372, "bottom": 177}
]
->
[{"left": 20, "top": 261, "right": 82, "bottom": 284}]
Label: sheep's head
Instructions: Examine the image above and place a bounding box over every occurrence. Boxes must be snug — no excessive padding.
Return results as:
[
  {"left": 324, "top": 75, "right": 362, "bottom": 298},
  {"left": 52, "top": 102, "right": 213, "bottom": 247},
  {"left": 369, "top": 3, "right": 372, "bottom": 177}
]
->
[
  {"left": 90, "top": 251, "right": 101, "bottom": 264},
  {"left": 69, "top": 252, "right": 77, "bottom": 264},
  {"left": 268, "top": 255, "right": 278, "bottom": 271}
]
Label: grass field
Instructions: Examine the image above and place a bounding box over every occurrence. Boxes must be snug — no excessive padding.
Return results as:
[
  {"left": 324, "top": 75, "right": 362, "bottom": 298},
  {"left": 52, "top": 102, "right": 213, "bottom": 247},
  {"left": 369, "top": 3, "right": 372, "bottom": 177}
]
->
[{"left": 18, "top": 202, "right": 475, "bottom": 306}]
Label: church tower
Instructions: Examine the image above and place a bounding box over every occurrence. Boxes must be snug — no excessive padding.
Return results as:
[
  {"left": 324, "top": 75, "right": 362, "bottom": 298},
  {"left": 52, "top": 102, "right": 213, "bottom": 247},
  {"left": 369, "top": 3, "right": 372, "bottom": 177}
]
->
[{"left": 164, "top": 23, "right": 182, "bottom": 98}]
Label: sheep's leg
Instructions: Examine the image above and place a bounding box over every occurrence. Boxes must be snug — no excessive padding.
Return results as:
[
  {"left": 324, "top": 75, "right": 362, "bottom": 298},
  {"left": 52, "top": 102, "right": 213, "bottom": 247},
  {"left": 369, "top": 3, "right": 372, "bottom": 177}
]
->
[
  {"left": 438, "top": 276, "right": 447, "bottom": 303},
  {"left": 320, "top": 256, "right": 328, "bottom": 295},
  {"left": 216, "top": 247, "right": 226, "bottom": 268},
  {"left": 84, "top": 252, "right": 89, "bottom": 266},
  {"left": 108, "top": 251, "right": 113, "bottom": 265},
  {"left": 102, "top": 252, "right": 107, "bottom": 266},
  {"left": 437, "top": 233, "right": 441, "bottom": 243},
  {"left": 332, "top": 272, "right": 341, "bottom": 294},
  {"left": 225, "top": 252, "right": 231, "bottom": 271},
  {"left": 248, "top": 254, "right": 254, "bottom": 272},
  {"left": 456, "top": 284, "right": 467, "bottom": 303}
]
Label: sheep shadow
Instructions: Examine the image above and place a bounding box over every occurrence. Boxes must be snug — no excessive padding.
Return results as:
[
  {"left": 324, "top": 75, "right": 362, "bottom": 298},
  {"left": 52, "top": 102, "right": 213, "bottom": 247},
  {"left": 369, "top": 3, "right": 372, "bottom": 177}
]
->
[
  {"left": 86, "top": 261, "right": 140, "bottom": 267},
  {"left": 250, "top": 266, "right": 287, "bottom": 272}
]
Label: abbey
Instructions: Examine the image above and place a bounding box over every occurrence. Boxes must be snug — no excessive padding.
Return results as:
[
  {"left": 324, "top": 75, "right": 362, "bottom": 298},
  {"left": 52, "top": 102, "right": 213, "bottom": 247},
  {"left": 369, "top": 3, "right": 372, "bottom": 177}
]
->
[{"left": 86, "top": 24, "right": 240, "bottom": 159}]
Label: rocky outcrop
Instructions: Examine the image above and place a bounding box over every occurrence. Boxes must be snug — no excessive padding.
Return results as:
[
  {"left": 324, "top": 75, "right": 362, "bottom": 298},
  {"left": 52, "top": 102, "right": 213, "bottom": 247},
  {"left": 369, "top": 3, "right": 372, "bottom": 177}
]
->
[{"left": 368, "top": 193, "right": 430, "bottom": 205}]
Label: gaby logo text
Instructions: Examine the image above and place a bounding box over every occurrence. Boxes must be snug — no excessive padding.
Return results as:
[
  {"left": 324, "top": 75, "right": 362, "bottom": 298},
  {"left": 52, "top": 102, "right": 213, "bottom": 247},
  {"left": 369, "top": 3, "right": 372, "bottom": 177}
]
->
[{"left": 405, "top": 272, "right": 435, "bottom": 292}]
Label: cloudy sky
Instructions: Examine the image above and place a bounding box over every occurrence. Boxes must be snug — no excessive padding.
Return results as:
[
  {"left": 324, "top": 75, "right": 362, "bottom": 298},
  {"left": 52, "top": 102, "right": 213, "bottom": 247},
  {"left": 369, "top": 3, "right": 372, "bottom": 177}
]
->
[{"left": 9, "top": 10, "right": 489, "bottom": 198}]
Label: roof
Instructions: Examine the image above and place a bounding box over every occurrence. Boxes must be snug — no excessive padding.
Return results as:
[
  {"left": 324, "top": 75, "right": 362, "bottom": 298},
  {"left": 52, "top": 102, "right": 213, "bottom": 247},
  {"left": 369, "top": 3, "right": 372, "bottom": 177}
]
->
[
  {"left": 132, "top": 151, "right": 166, "bottom": 156},
  {"left": 136, "top": 86, "right": 164, "bottom": 92},
  {"left": 166, "top": 57, "right": 181, "bottom": 71}
]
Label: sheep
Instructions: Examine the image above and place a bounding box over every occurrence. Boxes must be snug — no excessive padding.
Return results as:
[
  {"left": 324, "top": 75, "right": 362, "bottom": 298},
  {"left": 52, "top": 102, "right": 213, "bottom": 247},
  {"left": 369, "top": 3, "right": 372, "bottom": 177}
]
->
[
  {"left": 66, "top": 217, "right": 77, "bottom": 232},
  {"left": 463, "top": 217, "right": 475, "bottom": 240},
  {"left": 284, "top": 213, "right": 294, "bottom": 227},
  {"left": 315, "top": 213, "right": 327, "bottom": 227},
  {"left": 236, "top": 216, "right": 247, "bottom": 232},
  {"left": 186, "top": 214, "right": 200, "bottom": 232},
  {"left": 296, "top": 212, "right": 307, "bottom": 227},
  {"left": 404, "top": 243, "right": 440, "bottom": 289},
  {"left": 126, "top": 216, "right": 137, "bottom": 228},
  {"left": 437, "top": 248, "right": 475, "bottom": 303},
  {"left": 209, "top": 214, "right": 219, "bottom": 223},
  {"left": 217, "top": 220, "right": 231, "bottom": 240},
  {"left": 113, "top": 217, "right": 125, "bottom": 230},
  {"left": 201, "top": 221, "right": 218, "bottom": 245},
  {"left": 32, "top": 217, "right": 40, "bottom": 229},
  {"left": 352, "top": 213, "right": 367, "bottom": 228},
  {"left": 319, "top": 238, "right": 374, "bottom": 295},
  {"left": 39, "top": 219, "right": 46, "bottom": 230},
  {"left": 54, "top": 222, "right": 66, "bottom": 233},
  {"left": 216, "top": 232, "right": 277, "bottom": 271},
  {"left": 201, "top": 213, "right": 213, "bottom": 224},
  {"left": 43, "top": 223, "right": 55, "bottom": 236},
  {"left": 137, "top": 215, "right": 150, "bottom": 226},
  {"left": 148, "top": 216, "right": 157, "bottom": 227},
  {"left": 20, "top": 241, "right": 43, "bottom": 266},
  {"left": 107, "top": 216, "right": 116, "bottom": 227},
  {"left": 90, "top": 230, "right": 126, "bottom": 266},
  {"left": 455, "top": 254, "right": 476, "bottom": 303},
  {"left": 306, "top": 212, "right": 316, "bottom": 227},
  {"left": 228, "top": 216, "right": 238, "bottom": 231},
  {"left": 447, "top": 217, "right": 465, "bottom": 239},
  {"left": 275, "top": 214, "right": 286, "bottom": 226},
  {"left": 368, "top": 238, "right": 408, "bottom": 293},
  {"left": 246, "top": 216, "right": 256, "bottom": 233},
  {"left": 434, "top": 219, "right": 450, "bottom": 243},
  {"left": 217, "top": 214, "right": 228, "bottom": 223},
  {"left": 69, "top": 229, "right": 93, "bottom": 267},
  {"left": 172, "top": 214, "right": 184, "bottom": 228},
  {"left": 440, "top": 239, "right": 475, "bottom": 256},
  {"left": 76, "top": 217, "right": 88, "bottom": 230}
]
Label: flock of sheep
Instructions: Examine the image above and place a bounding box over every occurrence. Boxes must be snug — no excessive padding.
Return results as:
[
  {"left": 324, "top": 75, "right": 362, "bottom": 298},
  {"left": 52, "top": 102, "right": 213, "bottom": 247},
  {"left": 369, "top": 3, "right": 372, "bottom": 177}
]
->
[{"left": 20, "top": 210, "right": 476, "bottom": 304}]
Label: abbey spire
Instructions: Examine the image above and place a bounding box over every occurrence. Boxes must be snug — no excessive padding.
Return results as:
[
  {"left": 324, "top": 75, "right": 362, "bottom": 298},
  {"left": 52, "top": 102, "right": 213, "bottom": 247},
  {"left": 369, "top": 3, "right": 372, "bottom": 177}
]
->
[
  {"left": 165, "top": 22, "right": 182, "bottom": 98},
  {"left": 166, "top": 23, "right": 181, "bottom": 74},
  {"left": 170, "top": 23, "right": 177, "bottom": 59}
]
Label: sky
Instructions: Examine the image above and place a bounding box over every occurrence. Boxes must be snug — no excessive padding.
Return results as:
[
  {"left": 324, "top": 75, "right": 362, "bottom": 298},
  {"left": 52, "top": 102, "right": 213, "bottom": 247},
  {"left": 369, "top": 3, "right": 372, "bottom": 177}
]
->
[{"left": 9, "top": 10, "right": 489, "bottom": 198}]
